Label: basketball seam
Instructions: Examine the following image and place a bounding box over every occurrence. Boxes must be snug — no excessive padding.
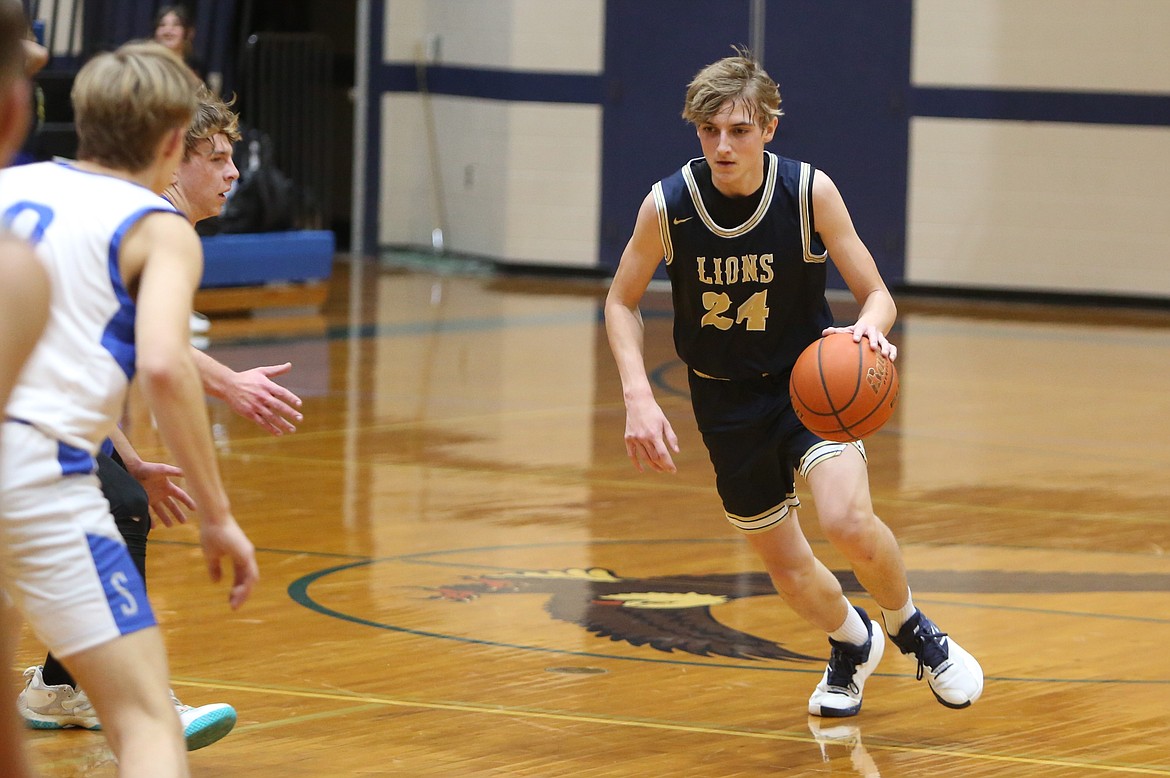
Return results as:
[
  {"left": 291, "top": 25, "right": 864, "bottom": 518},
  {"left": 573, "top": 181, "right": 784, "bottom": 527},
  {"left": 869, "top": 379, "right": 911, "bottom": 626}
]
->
[
  {"left": 817, "top": 337, "right": 863, "bottom": 435},
  {"left": 836, "top": 352, "right": 897, "bottom": 438}
]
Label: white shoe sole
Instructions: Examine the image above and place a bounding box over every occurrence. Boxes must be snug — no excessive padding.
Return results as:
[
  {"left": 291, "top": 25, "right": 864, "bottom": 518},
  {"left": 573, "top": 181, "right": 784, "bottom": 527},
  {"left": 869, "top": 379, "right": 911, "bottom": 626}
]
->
[{"left": 180, "top": 703, "right": 237, "bottom": 751}]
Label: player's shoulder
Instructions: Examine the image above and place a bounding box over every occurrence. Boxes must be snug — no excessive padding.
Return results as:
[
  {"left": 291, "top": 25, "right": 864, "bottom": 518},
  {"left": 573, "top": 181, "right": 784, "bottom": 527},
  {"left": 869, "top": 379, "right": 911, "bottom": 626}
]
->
[
  {"left": 654, "top": 157, "right": 700, "bottom": 205},
  {"left": 767, "top": 151, "right": 817, "bottom": 179},
  {"left": 0, "top": 162, "right": 166, "bottom": 205},
  {"left": 0, "top": 159, "right": 55, "bottom": 186},
  {"left": 659, "top": 157, "right": 700, "bottom": 186}
]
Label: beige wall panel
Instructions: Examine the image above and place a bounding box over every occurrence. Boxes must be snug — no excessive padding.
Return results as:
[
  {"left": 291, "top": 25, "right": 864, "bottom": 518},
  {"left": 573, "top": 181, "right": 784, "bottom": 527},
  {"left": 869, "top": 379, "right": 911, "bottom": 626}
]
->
[
  {"left": 386, "top": 0, "right": 603, "bottom": 71},
  {"left": 906, "top": 117, "right": 1170, "bottom": 296},
  {"left": 381, "top": 96, "right": 600, "bottom": 266},
  {"left": 914, "top": 0, "right": 1170, "bottom": 93}
]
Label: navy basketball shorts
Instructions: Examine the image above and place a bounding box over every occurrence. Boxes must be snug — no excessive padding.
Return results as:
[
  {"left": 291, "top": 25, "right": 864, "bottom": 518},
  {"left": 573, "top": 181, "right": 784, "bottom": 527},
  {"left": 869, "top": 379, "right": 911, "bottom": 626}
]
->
[{"left": 687, "top": 370, "right": 864, "bottom": 534}]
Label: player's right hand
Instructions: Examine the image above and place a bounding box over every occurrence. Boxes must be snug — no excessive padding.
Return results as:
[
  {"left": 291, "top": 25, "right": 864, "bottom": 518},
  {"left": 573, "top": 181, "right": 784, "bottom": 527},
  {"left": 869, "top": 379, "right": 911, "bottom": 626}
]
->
[
  {"left": 199, "top": 517, "right": 260, "bottom": 609},
  {"left": 624, "top": 398, "right": 680, "bottom": 474}
]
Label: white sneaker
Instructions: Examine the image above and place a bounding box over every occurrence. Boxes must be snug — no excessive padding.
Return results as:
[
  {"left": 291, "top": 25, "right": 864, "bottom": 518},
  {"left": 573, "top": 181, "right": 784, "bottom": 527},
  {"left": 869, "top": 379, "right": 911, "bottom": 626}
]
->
[
  {"left": 17, "top": 666, "right": 101, "bottom": 730},
  {"left": 171, "top": 689, "right": 237, "bottom": 751},
  {"left": 17, "top": 665, "right": 238, "bottom": 749},
  {"left": 886, "top": 609, "right": 983, "bottom": 709},
  {"left": 808, "top": 607, "right": 885, "bottom": 718}
]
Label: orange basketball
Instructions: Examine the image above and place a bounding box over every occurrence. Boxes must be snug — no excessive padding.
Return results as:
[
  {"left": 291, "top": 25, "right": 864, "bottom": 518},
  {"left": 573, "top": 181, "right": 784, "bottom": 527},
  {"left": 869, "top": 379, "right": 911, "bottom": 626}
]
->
[{"left": 788, "top": 332, "right": 899, "bottom": 442}]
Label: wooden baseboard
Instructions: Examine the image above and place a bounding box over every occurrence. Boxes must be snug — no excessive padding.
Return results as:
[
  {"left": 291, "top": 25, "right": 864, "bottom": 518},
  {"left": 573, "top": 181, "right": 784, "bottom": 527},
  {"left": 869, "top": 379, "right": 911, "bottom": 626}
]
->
[{"left": 194, "top": 282, "right": 329, "bottom": 314}]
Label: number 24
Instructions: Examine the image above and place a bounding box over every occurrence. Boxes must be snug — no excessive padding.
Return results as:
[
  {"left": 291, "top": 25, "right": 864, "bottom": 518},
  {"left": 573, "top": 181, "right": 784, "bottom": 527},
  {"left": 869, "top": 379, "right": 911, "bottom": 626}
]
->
[{"left": 700, "top": 289, "right": 769, "bottom": 331}]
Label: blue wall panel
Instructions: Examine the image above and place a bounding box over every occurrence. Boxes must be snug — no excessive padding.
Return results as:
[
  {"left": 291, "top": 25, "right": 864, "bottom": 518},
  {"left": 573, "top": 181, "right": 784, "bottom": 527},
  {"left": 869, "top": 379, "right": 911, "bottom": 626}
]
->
[
  {"left": 600, "top": 0, "right": 752, "bottom": 269},
  {"left": 763, "top": 0, "right": 913, "bottom": 286}
]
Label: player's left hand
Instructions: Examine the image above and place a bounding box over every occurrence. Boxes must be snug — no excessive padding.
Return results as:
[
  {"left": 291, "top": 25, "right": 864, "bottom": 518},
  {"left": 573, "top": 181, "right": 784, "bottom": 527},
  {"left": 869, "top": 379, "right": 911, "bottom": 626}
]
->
[
  {"left": 199, "top": 516, "right": 259, "bottom": 610},
  {"left": 822, "top": 324, "right": 898, "bottom": 361}
]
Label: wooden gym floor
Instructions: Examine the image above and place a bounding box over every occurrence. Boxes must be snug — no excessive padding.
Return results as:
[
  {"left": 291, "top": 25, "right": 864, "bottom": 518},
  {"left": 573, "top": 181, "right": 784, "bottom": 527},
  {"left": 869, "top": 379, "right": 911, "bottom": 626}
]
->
[{"left": 12, "top": 256, "right": 1170, "bottom": 776}]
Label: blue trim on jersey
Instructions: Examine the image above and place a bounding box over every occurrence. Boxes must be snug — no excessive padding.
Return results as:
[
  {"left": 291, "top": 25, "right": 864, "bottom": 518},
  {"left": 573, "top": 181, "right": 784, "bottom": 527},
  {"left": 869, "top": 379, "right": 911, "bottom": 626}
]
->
[
  {"left": 86, "top": 533, "right": 156, "bottom": 635},
  {"left": 0, "top": 201, "right": 54, "bottom": 244},
  {"left": 103, "top": 207, "right": 167, "bottom": 382},
  {"left": 57, "top": 440, "right": 96, "bottom": 476}
]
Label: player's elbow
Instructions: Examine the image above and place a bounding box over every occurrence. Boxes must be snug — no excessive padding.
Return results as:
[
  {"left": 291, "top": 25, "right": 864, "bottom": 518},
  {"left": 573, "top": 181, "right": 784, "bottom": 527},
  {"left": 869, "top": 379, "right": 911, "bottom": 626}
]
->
[
  {"left": 603, "top": 294, "right": 621, "bottom": 321},
  {"left": 604, "top": 301, "right": 640, "bottom": 336},
  {"left": 604, "top": 287, "right": 638, "bottom": 321},
  {"left": 136, "top": 350, "right": 188, "bottom": 395}
]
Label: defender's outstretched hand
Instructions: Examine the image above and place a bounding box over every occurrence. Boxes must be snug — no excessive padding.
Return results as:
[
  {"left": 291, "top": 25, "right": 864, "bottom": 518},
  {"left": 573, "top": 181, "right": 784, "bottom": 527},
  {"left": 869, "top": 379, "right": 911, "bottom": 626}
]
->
[{"left": 223, "top": 362, "right": 304, "bottom": 436}]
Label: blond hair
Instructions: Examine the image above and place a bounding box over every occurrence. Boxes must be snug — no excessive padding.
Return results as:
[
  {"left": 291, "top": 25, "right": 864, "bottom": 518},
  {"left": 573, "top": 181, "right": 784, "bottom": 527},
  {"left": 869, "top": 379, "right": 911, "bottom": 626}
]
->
[
  {"left": 184, "top": 85, "right": 240, "bottom": 159},
  {"left": 682, "top": 47, "right": 782, "bottom": 130},
  {"left": 72, "top": 41, "right": 198, "bottom": 172}
]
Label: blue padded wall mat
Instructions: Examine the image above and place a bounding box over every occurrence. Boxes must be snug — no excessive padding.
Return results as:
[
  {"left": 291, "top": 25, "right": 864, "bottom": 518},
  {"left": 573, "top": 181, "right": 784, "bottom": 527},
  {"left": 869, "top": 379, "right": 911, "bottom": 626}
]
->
[{"left": 200, "top": 230, "right": 335, "bottom": 288}]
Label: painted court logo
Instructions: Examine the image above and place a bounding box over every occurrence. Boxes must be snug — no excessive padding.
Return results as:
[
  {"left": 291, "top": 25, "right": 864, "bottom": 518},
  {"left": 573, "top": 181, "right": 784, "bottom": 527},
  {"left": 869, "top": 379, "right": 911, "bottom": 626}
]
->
[
  {"left": 435, "top": 566, "right": 1170, "bottom": 662},
  {"left": 436, "top": 567, "right": 815, "bottom": 660}
]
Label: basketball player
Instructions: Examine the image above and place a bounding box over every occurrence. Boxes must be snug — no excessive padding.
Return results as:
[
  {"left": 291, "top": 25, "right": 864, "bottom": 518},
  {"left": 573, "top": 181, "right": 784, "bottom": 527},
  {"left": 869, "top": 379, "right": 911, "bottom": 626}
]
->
[
  {"left": 16, "top": 85, "right": 298, "bottom": 752},
  {"left": 0, "top": 239, "right": 46, "bottom": 777},
  {"left": 604, "top": 49, "right": 982, "bottom": 718},
  {"left": 0, "top": 2, "right": 47, "bottom": 773},
  {"left": 0, "top": 42, "right": 259, "bottom": 776}
]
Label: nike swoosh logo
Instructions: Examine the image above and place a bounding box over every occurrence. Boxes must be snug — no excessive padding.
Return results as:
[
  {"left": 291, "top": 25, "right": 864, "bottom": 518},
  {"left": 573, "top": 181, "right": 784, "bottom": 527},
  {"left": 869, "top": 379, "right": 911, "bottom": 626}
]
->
[{"left": 672, "top": 217, "right": 693, "bottom": 225}]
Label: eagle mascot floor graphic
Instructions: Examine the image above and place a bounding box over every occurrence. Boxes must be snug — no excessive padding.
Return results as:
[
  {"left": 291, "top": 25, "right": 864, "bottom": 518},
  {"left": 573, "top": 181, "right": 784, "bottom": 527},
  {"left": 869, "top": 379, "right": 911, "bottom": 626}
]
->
[{"left": 432, "top": 566, "right": 1170, "bottom": 662}]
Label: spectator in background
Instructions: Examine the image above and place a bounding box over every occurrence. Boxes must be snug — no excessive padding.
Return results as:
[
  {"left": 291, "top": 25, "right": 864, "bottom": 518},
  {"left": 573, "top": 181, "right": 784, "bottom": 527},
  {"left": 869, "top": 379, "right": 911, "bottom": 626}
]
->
[
  {"left": 153, "top": 5, "right": 214, "bottom": 336},
  {"left": 153, "top": 4, "right": 203, "bottom": 82}
]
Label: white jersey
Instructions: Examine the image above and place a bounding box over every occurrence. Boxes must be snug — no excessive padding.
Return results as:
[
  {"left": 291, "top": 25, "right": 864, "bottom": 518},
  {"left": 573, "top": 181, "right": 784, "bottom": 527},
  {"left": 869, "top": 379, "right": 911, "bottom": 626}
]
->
[{"left": 0, "top": 161, "right": 177, "bottom": 453}]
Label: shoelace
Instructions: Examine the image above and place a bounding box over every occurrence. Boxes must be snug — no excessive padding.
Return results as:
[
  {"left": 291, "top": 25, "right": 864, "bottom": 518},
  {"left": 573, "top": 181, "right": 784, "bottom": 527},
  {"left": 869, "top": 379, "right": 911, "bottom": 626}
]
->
[
  {"left": 169, "top": 690, "right": 193, "bottom": 713},
  {"left": 825, "top": 641, "right": 867, "bottom": 692},
  {"left": 909, "top": 625, "right": 951, "bottom": 681}
]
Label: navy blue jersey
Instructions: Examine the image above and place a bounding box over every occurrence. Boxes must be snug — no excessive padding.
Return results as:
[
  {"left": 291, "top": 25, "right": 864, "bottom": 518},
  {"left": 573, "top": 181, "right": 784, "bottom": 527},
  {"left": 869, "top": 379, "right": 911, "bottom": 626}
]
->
[{"left": 654, "top": 152, "right": 833, "bottom": 381}]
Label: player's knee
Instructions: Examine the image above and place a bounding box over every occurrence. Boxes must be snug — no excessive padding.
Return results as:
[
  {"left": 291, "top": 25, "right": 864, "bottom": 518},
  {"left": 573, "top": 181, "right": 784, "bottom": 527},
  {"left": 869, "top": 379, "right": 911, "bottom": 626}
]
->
[
  {"left": 767, "top": 563, "right": 818, "bottom": 598},
  {"left": 752, "top": 539, "right": 820, "bottom": 597},
  {"left": 819, "top": 508, "right": 878, "bottom": 557}
]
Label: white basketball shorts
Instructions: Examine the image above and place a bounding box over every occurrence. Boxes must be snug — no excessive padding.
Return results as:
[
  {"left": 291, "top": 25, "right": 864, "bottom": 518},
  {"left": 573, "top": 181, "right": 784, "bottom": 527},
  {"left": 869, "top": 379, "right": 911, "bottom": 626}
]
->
[{"left": 0, "top": 420, "right": 156, "bottom": 658}]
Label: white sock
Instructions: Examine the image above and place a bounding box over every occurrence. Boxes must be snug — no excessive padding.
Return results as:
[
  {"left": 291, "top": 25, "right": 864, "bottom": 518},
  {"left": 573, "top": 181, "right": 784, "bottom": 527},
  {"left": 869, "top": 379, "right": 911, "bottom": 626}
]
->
[
  {"left": 828, "top": 599, "right": 871, "bottom": 646},
  {"left": 881, "top": 591, "right": 918, "bottom": 636}
]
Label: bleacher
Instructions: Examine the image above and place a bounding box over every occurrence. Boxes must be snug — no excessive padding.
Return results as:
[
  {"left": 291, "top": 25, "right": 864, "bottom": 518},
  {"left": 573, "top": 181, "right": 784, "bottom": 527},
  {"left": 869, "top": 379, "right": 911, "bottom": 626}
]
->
[{"left": 23, "top": 0, "right": 337, "bottom": 317}]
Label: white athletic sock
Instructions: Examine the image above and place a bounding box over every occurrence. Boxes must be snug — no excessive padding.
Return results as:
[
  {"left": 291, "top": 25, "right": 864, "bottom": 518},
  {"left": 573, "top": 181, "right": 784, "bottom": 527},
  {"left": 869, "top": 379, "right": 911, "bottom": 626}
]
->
[
  {"left": 881, "top": 591, "right": 918, "bottom": 636},
  {"left": 828, "top": 598, "right": 870, "bottom": 646}
]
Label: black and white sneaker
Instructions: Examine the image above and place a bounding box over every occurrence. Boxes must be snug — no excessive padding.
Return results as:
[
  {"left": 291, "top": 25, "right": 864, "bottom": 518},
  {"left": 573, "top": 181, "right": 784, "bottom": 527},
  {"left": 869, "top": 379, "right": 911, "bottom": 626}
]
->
[
  {"left": 887, "top": 609, "right": 983, "bottom": 709},
  {"left": 808, "top": 607, "right": 885, "bottom": 718}
]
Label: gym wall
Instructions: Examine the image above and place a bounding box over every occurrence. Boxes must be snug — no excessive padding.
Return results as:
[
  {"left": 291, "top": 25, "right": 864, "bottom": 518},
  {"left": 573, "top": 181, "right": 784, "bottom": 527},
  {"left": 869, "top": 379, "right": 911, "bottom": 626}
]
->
[{"left": 367, "top": 0, "right": 1170, "bottom": 299}]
